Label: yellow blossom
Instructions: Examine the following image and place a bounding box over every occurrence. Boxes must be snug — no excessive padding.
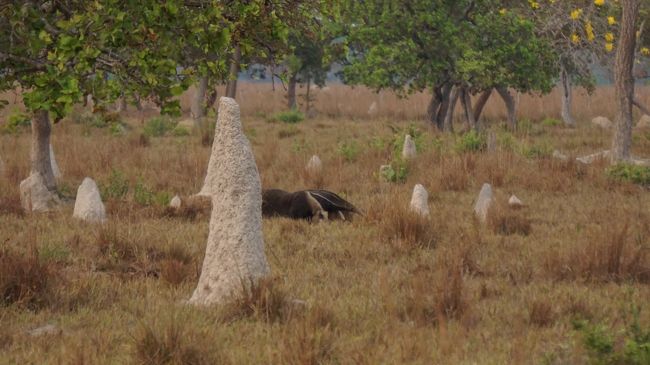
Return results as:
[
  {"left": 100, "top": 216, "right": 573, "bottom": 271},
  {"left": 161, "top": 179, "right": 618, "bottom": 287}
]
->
[
  {"left": 605, "top": 32, "right": 614, "bottom": 42},
  {"left": 605, "top": 43, "right": 614, "bottom": 52},
  {"left": 499, "top": 8, "right": 507, "bottom": 15},
  {"left": 529, "top": 1, "right": 539, "bottom": 9},
  {"left": 594, "top": 0, "right": 605, "bottom": 5},
  {"left": 585, "top": 21, "right": 594, "bottom": 41},
  {"left": 571, "top": 33, "right": 581, "bottom": 44},
  {"left": 570, "top": 9, "right": 583, "bottom": 20},
  {"left": 608, "top": 16, "right": 616, "bottom": 25},
  {"left": 642, "top": 47, "right": 650, "bottom": 56}
]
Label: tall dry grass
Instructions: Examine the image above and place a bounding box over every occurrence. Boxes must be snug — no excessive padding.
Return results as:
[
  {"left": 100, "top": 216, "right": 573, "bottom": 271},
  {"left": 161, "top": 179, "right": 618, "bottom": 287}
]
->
[
  {"left": 1, "top": 94, "right": 650, "bottom": 363},
  {"left": 3, "top": 83, "right": 650, "bottom": 125}
]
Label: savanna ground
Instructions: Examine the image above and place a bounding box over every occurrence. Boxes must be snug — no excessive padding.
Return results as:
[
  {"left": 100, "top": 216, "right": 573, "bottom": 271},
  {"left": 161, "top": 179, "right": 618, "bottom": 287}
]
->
[{"left": 1, "top": 84, "right": 650, "bottom": 364}]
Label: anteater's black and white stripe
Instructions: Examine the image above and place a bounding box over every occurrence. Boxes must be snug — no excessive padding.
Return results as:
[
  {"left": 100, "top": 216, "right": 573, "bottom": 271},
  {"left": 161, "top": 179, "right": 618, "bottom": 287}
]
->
[{"left": 262, "top": 189, "right": 361, "bottom": 221}]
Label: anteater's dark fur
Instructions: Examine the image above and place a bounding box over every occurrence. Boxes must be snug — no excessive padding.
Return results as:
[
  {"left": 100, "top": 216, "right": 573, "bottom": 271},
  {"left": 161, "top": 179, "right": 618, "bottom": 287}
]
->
[{"left": 262, "top": 189, "right": 361, "bottom": 221}]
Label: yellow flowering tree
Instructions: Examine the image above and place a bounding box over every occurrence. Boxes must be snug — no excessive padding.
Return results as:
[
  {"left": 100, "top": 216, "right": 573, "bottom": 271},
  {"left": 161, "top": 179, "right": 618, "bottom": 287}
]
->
[{"left": 515, "top": 0, "right": 619, "bottom": 126}]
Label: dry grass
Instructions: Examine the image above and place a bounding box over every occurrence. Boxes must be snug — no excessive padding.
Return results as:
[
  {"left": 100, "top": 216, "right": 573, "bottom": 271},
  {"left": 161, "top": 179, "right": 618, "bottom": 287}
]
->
[
  {"left": 0, "top": 245, "right": 55, "bottom": 310},
  {"left": 1, "top": 84, "right": 650, "bottom": 363},
  {"left": 133, "top": 317, "right": 219, "bottom": 365}
]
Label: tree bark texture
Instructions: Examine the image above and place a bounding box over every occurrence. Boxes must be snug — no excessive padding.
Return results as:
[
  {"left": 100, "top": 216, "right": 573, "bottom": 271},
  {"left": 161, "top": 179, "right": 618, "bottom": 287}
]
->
[
  {"left": 496, "top": 86, "right": 517, "bottom": 130},
  {"left": 443, "top": 86, "right": 459, "bottom": 132},
  {"left": 560, "top": 66, "right": 575, "bottom": 127},
  {"left": 426, "top": 91, "right": 442, "bottom": 126},
  {"left": 225, "top": 45, "right": 242, "bottom": 99},
  {"left": 30, "top": 110, "right": 56, "bottom": 191},
  {"left": 473, "top": 89, "right": 492, "bottom": 123},
  {"left": 287, "top": 73, "right": 298, "bottom": 110},
  {"left": 612, "top": 0, "right": 639, "bottom": 162},
  {"left": 191, "top": 76, "right": 208, "bottom": 126},
  {"left": 460, "top": 87, "right": 477, "bottom": 130}
]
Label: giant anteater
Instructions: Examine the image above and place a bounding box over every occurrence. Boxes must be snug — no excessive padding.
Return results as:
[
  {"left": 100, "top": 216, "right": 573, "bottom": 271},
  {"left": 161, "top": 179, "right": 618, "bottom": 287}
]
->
[{"left": 262, "top": 189, "right": 360, "bottom": 221}]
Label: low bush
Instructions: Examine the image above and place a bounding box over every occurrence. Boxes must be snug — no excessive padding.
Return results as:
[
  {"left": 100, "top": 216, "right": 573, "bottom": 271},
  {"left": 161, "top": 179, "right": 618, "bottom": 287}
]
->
[
  {"left": 270, "top": 109, "right": 304, "bottom": 124},
  {"left": 143, "top": 116, "right": 177, "bottom": 137},
  {"left": 607, "top": 164, "right": 650, "bottom": 186},
  {"left": 455, "top": 130, "right": 486, "bottom": 153},
  {"left": 380, "top": 161, "right": 409, "bottom": 183},
  {"left": 2, "top": 110, "right": 31, "bottom": 134}
]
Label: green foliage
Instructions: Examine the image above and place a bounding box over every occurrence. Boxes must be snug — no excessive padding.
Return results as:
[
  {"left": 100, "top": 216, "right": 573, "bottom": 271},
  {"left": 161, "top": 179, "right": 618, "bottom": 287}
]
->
[
  {"left": 380, "top": 161, "right": 409, "bottom": 184},
  {"left": 541, "top": 118, "right": 562, "bottom": 127},
  {"left": 71, "top": 112, "right": 105, "bottom": 128},
  {"left": 391, "top": 124, "right": 426, "bottom": 155},
  {"left": 337, "top": 141, "right": 360, "bottom": 162},
  {"left": 497, "top": 131, "right": 516, "bottom": 152},
  {"left": 455, "top": 130, "right": 486, "bottom": 153},
  {"left": 520, "top": 143, "right": 553, "bottom": 159},
  {"left": 2, "top": 110, "right": 31, "bottom": 134},
  {"left": 134, "top": 180, "right": 171, "bottom": 206},
  {"left": 144, "top": 117, "right": 177, "bottom": 137},
  {"left": 171, "top": 126, "right": 191, "bottom": 137},
  {"left": 271, "top": 110, "right": 305, "bottom": 124},
  {"left": 109, "top": 123, "right": 127, "bottom": 136},
  {"left": 607, "top": 164, "right": 650, "bottom": 186},
  {"left": 101, "top": 169, "right": 130, "bottom": 200},
  {"left": 341, "top": 1, "right": 557, "bottom": 101},
  {"left": 368, "top": 136, "right": 389, "bottom": 151},
  {"left": 574, "top": 305, "right": 650, "bottom": 365}
]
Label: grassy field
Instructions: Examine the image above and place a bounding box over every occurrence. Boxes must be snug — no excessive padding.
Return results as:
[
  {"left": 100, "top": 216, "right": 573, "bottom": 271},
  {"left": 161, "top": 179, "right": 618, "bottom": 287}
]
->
[{"left": 1, "top": 85, "right": 650, "bottom": 364}]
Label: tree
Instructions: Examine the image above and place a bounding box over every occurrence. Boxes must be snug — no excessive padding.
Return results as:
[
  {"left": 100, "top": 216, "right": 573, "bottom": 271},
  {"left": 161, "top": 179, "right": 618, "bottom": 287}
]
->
[
  {"left": 612, "top": 0, "right": 640, "bottom": 162},
  {"left": 340, "top": 0, "right": 556, "bottom": 131},
  {"left": 0, "top": 1, "right": 229, "bottom": 191},
  {"left": 518, "top": 1, "right": 616, "bottom": 126}
]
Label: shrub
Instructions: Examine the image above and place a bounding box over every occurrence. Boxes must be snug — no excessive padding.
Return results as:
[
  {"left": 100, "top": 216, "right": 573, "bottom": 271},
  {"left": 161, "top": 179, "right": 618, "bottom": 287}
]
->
[
  {"left": 171, "top": 125, "right": 190, "bottom": 137},
  {"left": 574, "top": 306, "right": 650, "bottom": 365},
  {"left": 277, "top": 125, "right": 301, "bottom": 139},
  {"left": 271, "top": 109, "right": 304, "bottom": 124},
  {"left": 541, "top": 117, "right": 562, "bottom": 127},
  {"left": 607, "top": 164, "right": 650, "bottom": 186},
  {"left": 392, "top": 123, "right": 426, "bottom": 155},
  {"left": 337, "top": 141, "right": 360, "bottom": 162},
  {"left": 520, "top": 143, "right": 553, "bottom": 159},
  {"left": 455, "top": 130, "right": 486, "bottom": 153},
  {"left": 133, "top": 181, "right": 171, "bottom": 206},
  {"left": 101, "top": 169, "right": 130, "bottom": 200},
  {"left": 380, "top": 161, "right": 409, "bottom": 184},
  {"left": 143, "top": 116, "right": 177, "bottom": 137},
  {"left": 71, "top": 111, "right": 108, "bottom": 128},
  {"left": 2, "top": 110, "right": 31, "bottom": 134},
  {"left": 109, "top": 123, "right": 127, "bottom": 136}
]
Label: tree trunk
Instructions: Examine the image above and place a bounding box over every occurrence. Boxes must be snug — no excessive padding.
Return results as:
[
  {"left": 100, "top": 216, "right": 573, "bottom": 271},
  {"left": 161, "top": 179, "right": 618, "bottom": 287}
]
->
[
  {"left": 305, "top": 78, "right": 311, "bottom": 114},
  {"left": 496, "top": 86, "right": 517, "bottom": 130},
  {"left": 560, "top": 66, "right": 575, "bottom": 127},
  {"left": 116, "top": 96, "right": 127, "bottom": 113},
  {"left": 436, "top": 84, "right": 453, "bottom": 130},
  {"left": 612, "top": 0, "right": 640, "bottom": 162},
  {"left": 460, "top": 87, "right": 477, "bottom": 130},
  {"left": 443, "top": 86, "right": 459, "bottom": 132},
  {"left": 426, "top": 88, "right": 442, "bottom": 126},
  {"left": 287, "top": 73, "right": 298, "bottom": 110},
  {"left": 192, "top": 76, "right": 208, "bottom": 127},
  {"left": 473, "top": 89, "right": 492, "bottom": 123},
  {"left": 225, "top": 45, "right": 241, "bottom": 99},
  {"left": 31, "top": 110, "right": 56, "bottom": 191}
]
